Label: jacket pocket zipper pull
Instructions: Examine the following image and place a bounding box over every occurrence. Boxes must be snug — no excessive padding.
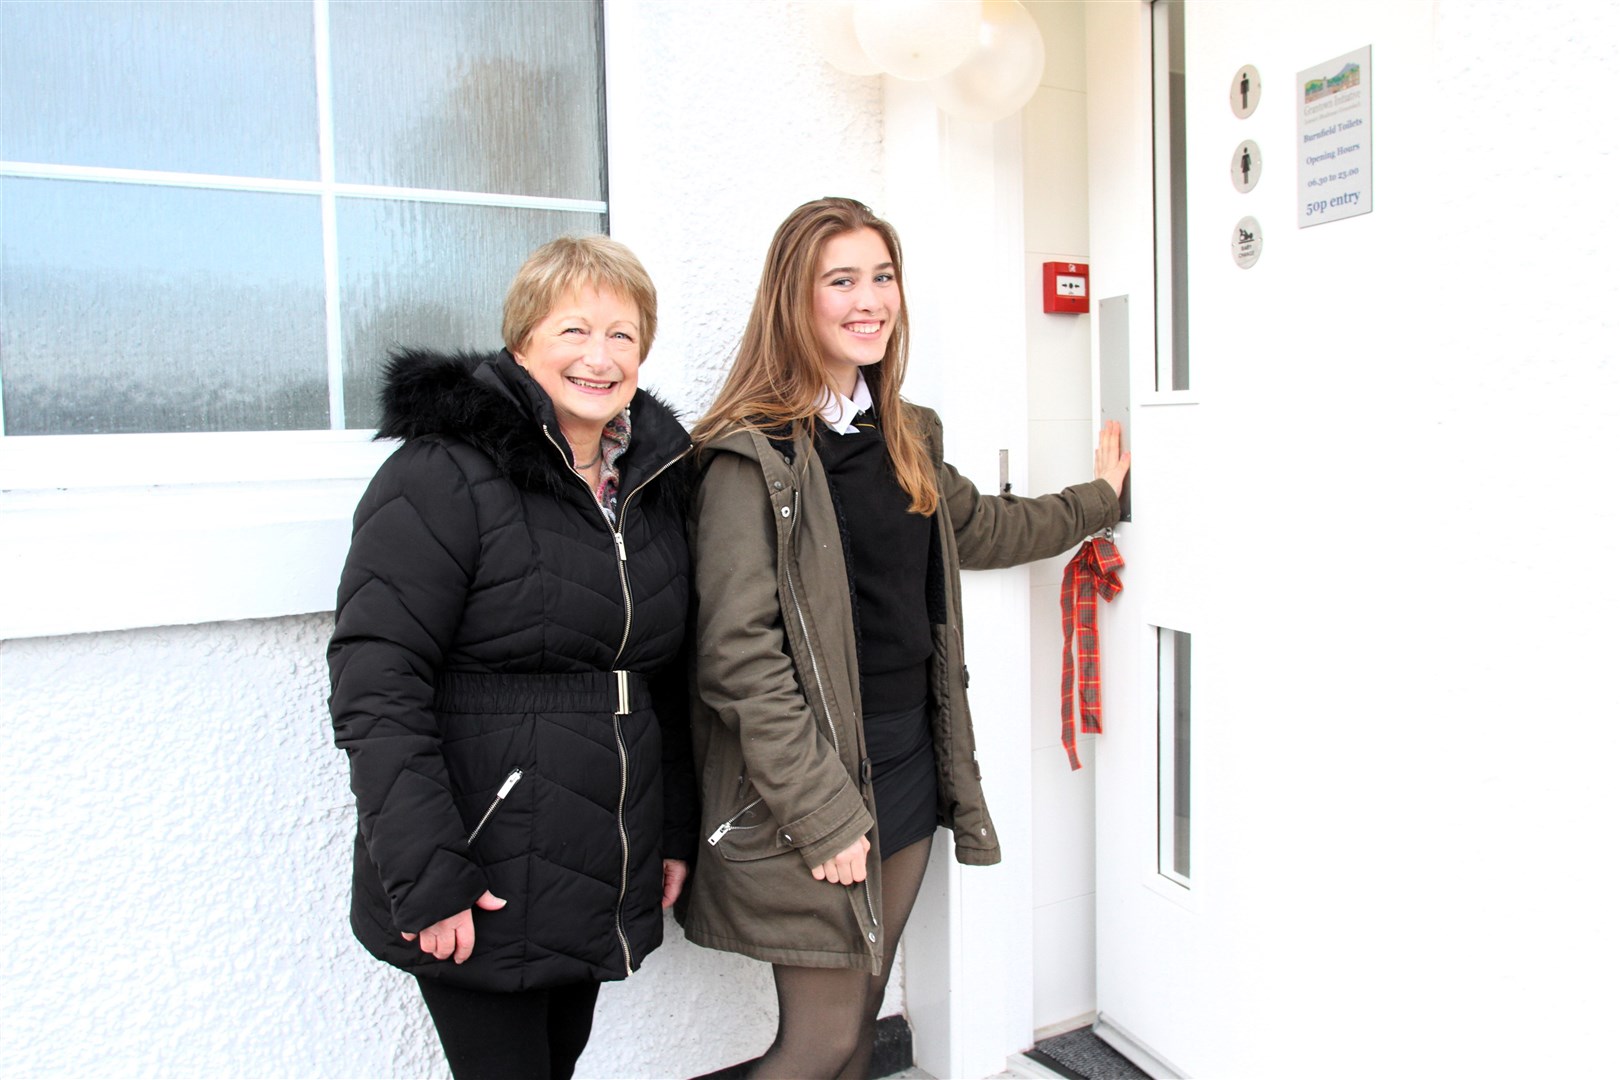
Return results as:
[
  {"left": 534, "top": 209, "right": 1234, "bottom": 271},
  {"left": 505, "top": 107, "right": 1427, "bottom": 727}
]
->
[
  {"left": 467, "top": 768, "right": 523, "bottom": 845},
  {"left": 706, "top": 796, "right": 764, "bottom": 846}
]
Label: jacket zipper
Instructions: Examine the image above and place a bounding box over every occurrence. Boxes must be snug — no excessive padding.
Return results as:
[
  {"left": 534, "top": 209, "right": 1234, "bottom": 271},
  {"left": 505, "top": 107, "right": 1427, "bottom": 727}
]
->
[
  {"left": 706, "top": 796, "right": 765, "bottom": 845},
  {"left": 782, "top": 489, "right": 839, "bottom": 756},
  {"left": 540, "top": 425, "right": 689, "bottom": 665},
  {"left": 608, "top": 447, "right": 690, "bottom": 662},
  {"left": 538, "top": 426, "right": 690, "bottom": 977},
  {"left": 466, "top": 767, "right": 523, "bottom": 845},
  {"left": 611, "top": 710, "right": 634, "bottom": 975}
]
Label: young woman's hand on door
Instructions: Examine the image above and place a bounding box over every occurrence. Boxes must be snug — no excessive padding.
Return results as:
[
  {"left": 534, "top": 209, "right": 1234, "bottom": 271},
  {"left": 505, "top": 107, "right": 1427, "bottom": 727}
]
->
[{"left": 1095, "top": 419, "right": 1132, "bottom": 496}]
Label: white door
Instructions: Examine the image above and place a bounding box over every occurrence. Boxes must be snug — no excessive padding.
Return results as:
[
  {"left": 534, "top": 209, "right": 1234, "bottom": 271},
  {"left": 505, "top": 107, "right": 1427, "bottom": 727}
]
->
[{"left": 1079, "top": 3, "right": 1620, "bottom": 1077}]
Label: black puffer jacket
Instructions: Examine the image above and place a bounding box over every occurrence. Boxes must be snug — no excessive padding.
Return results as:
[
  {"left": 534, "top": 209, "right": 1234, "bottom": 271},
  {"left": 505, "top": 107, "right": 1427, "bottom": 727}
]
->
[{"left": 329, "top": 348, "right": 696, "bottom": 992}]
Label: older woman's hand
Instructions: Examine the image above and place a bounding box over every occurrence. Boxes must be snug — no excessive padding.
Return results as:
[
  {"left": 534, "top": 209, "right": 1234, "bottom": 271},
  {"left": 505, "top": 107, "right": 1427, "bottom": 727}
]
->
[
  {"left": 1095, "top": 419, "right": 1131, "bottom": 497},
  {"left": 661, "top": 859, "right": 689, "bottom": 908},
  {"left": 401, "top": 890, "right": 506, "bottom": 964}
]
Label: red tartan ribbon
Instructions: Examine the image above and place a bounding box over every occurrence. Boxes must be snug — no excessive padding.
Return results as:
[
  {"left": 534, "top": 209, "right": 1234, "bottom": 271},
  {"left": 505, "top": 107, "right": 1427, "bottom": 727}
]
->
[{"left": 1060, "top": 536, "right": 1125, "bottom": 770}]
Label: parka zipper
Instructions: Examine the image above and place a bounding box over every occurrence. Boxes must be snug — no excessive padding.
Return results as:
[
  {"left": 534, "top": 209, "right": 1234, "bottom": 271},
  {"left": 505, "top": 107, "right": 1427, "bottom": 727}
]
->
[
  {"left": 781, "top": 489, "right": 839, "bottom": 756},
  {"left": 466, "top": 768, "right": 524, "bottom": 845},
  {"left": 539, "top": 425, "right": 692, "bottom": 978},
  {"left": 706, "top": 796, "right": 766, "bottom": 846},
  {"left": 781, "top": 479, "right": 881, "bottom": 953}
]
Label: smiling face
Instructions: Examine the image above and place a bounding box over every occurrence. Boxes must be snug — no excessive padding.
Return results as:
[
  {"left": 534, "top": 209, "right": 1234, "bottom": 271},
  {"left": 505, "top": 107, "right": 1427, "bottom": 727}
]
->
[
  {"left": 812, "top": 227, "right": 900, "bottom": 397},
  {"left": 512, "top": 284, "right": 641, "bottom": 442}
]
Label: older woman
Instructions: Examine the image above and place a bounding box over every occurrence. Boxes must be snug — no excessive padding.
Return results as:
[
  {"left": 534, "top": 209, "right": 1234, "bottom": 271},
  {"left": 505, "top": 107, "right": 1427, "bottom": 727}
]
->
[{"left": 329, "top": 235, "right": 695, "bottom": 1079}]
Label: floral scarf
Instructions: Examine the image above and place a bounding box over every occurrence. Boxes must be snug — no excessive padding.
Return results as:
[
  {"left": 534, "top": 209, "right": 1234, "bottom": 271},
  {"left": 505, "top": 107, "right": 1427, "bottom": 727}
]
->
[{"left": 591, "top": 410, "right": 633, "bottom": 524}]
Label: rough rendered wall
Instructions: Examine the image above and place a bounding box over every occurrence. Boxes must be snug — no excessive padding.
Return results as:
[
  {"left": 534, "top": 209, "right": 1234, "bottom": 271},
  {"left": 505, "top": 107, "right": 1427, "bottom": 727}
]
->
[
  {"left": 0, "top": 3, "right": 886, "bottom": 1078},
  {"left": 0, "top": 617, "right": 429, "bottom": 1077}
]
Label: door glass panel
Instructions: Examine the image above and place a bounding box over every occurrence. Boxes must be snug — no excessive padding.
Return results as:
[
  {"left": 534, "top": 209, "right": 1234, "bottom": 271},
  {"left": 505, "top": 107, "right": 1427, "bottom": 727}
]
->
[
  {"left": 327, "top": 0, "right": 606, "bottom": 199},
  {"left": 1, "top": 179, "right": 328, "bottom": 435},
  {"left": 337, "top": 200, "right": 604, "bottom": 429},
  {"left": 1152, "top": 0, "right": 1189, "bottom": 391},
  {"left": 1158, "top": 627, "right": 1191, "bottom": 885},
  {"left": 0, "top": 0, "right": 318, "bottom": 179}
]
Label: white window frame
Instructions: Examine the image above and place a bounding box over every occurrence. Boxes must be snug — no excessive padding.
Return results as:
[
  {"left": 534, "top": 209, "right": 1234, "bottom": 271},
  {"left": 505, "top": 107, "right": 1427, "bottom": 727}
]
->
[
  {"left": 1156, "top": 624, "right": 1192, "bottom": 891},
  {"left": 1149, "top": 0, "right": 1196, "bottom": 405},
  {"left": 0, "top": 0, "right": 608, "bottom": 639}
]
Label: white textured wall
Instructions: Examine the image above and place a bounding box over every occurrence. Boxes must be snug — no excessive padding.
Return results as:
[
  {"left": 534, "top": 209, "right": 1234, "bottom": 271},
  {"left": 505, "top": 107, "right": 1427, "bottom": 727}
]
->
[
  {"left": 0, "top": 3, "right": 887, "bottom": 1078},
  {"left": 606, "top": 0, "right": 886, "bottom": 424},
  {"left": 0, "top": 616, "right": 437, "bottom": 1077}
]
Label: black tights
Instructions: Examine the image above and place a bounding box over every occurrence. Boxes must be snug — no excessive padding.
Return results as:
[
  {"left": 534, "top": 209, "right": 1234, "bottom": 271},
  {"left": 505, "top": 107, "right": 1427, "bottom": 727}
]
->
[
  {"left": 750, "top": 835, "right": 934, "bottom": 1080},
  {"left": 416, "top": 976, "right": 600, "bottom": 1080}
]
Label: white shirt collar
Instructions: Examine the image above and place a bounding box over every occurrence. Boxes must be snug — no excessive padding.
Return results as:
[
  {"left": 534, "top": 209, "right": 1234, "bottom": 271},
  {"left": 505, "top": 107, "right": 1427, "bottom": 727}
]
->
[{"left": 817, "top": 371, "right": 874, "bottom": 435}]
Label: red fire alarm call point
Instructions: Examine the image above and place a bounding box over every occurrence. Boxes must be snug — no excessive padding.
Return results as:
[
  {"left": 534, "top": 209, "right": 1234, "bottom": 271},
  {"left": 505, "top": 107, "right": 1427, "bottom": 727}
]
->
[{"left": 1042, "top": 261, "right": 1089, "bottom": 314}]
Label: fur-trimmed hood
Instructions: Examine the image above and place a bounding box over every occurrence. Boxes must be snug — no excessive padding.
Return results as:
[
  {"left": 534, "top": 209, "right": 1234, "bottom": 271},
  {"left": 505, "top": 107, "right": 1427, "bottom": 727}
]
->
[{"left": 375, "top": 347, "right": 692, "bottom": 503}]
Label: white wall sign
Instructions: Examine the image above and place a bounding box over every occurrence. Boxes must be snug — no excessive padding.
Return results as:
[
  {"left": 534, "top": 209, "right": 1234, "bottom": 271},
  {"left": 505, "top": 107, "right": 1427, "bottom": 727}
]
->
[
  {"left": 1231, "top": 139, "right": 1261, "bottom": 192},
  {"left": 1296, "top": 45, "right": 1373, "bottom": 227},
  {"left": 1230, "top": 64, "right": 1261, "bottom": 118},
  {"left": 1232, "top": 215, "right": 1263, "bottom": 268}
]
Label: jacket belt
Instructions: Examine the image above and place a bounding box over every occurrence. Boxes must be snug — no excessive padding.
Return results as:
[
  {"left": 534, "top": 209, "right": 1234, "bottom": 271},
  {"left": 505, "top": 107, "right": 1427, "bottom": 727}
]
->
[{"left": 433, "top": 670, "right": 652, "bottom": 715}]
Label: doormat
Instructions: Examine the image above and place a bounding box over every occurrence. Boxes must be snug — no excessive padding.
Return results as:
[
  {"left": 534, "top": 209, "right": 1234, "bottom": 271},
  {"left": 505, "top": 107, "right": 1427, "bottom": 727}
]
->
[{"left": 1028, "top": 1025, "right": 1150, "bottom": 1080}]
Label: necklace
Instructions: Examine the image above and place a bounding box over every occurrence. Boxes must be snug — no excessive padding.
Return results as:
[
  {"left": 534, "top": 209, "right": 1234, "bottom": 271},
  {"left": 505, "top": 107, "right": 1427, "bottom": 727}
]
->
[{"left": 572, "top": 449, "right": 602, "bottom": 471}]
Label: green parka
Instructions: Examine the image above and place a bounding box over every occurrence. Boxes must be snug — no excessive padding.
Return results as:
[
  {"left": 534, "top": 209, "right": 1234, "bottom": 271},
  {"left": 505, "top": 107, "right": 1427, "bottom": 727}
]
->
[{"left": 683, "top": 403, "right": 1120, "bottom": 973}]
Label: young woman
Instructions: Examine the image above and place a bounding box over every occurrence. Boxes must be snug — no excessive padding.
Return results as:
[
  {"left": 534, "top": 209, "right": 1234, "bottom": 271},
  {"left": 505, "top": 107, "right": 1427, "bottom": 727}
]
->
[
  {"left": 329, "top": 235, "right": 696, "bottom": 1079},
  {"left": 683, "top": 197, "right": 1129, "bottom": 1078}
]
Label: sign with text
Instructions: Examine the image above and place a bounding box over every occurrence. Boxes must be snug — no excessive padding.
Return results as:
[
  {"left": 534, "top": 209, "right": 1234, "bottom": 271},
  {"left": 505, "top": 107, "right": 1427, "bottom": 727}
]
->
[{"left": 1296, "top": 46, "right": 1372, "bottom": 228}]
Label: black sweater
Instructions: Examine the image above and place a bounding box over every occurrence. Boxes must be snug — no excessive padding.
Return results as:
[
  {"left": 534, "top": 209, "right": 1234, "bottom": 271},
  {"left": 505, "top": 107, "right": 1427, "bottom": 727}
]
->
[{"left": 815, "top": 415, "right": 933, "bottom": 715}]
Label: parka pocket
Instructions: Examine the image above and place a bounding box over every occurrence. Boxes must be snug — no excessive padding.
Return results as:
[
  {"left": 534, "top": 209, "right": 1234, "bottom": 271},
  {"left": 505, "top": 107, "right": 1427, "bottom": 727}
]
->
[{"left": 705, "top": 792, "right": 790, "bottom": 862}]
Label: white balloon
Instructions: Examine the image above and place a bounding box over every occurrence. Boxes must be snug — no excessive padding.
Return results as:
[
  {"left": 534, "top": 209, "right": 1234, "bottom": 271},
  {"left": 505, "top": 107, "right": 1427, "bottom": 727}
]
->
[
  {"left": 928, "top": 0, "right": 1045, "bottom": 121},
  {"left": 853, "top": 0, "right": 982, "bottom": 82},
  {"left": 805, "top": 0, "right": 884, "bottom": 76}
]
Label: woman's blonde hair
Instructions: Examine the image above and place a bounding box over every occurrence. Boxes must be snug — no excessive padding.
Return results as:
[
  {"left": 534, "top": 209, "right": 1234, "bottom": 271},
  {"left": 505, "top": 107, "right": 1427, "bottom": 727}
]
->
[
  {"left": 502, "top": 234, "right": 658, "bottom": 360},
  {"left": 691, "top": 197, "right": 938, "bottom": 515}
]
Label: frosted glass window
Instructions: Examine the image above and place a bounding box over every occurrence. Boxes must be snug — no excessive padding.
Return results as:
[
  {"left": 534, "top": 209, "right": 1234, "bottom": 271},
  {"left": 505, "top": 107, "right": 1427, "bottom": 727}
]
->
[
  {"left": 0, "top": 1, "right": 607, "bottom": 439},
  {"left": 329, "top": 0, "right": 606, "bottom": 199},
  {"left": 338, "top": 201, "right": 605, "bottom": 429},
  {"left": 1, "top": 180, "right": 328, "bottom": 436},
  {"left": 0, "top": 1, "right": 319, "bottom": 179},
  {"left": 1157, "top": 627, "right": 1192, "bottom": 886}
]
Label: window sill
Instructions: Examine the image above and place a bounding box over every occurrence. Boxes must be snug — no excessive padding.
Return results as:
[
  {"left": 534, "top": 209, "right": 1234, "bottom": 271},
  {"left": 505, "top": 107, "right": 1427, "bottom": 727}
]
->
[{"left": 1, "top": 432, "right": 397, "bottom": 640}]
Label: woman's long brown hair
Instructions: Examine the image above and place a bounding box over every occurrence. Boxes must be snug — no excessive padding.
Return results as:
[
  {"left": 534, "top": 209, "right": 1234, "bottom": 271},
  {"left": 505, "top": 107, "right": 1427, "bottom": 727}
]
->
[{"left": 691, "top": 197, "right": 938, "bottom": 515}]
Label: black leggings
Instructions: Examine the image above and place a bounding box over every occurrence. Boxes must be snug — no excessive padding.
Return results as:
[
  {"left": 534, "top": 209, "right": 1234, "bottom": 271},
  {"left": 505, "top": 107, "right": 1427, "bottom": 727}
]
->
[
  {"left": 751, "top": 834, "right": 934, "bottom": 1079},
  {"left": 416, "top": 976, "right": 600, "bottom": 1080}
]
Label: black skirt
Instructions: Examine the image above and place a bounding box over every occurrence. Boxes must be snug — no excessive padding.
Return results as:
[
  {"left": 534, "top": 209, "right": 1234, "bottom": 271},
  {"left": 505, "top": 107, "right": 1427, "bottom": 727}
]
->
[{"left": 865, "top": 699, "right": 938, "bottom": 857}]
